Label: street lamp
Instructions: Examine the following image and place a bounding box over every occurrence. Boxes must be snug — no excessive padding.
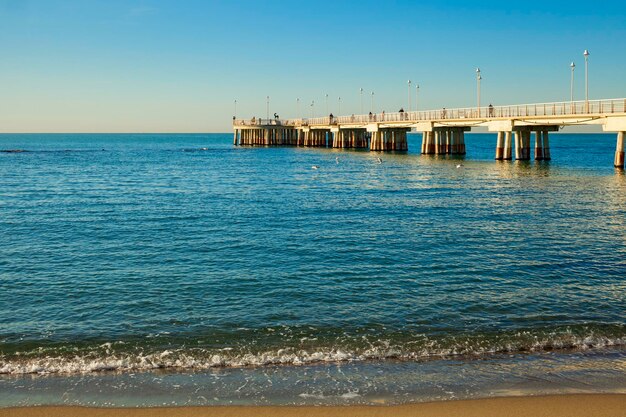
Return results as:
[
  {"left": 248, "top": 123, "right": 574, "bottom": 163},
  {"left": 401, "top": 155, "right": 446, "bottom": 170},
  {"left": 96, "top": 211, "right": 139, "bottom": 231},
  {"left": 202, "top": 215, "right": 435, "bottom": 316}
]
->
[
  {"left": 476, "top": 68, "right": 482, "bottom": 117},
  {"left": 360, "top": 88, "right": 364, "bottom": 114},
  {"left": 583, "top": 49, "right": 590, "bottom": 112},
  {"left": 234, "top": 99, "right": 237, "bottom": 118},
  {"left": 416, "top": 84, "right": 419, "bottom": 112},
  {"left": 338, "top": 97, "right": 342, "bottom": 115},
  {"left": 570, "top": 62, "right": 575, "bottom": 105},
  {"left": 407, "top": 80, "right": 411, "bottom": 112},
  {"left": 311, "top": 100, "right": 314, "bottom": 118},
  {"left": 371, "top": 91, "right": 374, "bottom": 113},
  {"left": 325, "top": 93, "right": 329, "bottom": 115},
  {"left": 266, "top": 96, "right": 270, "bottom": 121},
  {"left": 297, "top": 98, "right": 300, "bottom": 119}
]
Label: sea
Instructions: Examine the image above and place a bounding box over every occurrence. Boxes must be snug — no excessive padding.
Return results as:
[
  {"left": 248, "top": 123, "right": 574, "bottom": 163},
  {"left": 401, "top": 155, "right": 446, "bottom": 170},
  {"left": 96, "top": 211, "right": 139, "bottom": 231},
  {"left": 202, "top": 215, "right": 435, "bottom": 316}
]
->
[{"left": 1, "top": 133, "right": 625, "bottom": 407}]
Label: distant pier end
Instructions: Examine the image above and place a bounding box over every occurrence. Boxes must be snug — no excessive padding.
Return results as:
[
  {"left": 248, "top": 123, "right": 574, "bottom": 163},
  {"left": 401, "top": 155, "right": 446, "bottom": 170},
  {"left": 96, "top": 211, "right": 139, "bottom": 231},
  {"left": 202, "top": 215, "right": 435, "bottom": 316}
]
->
[{"left": 233, "top": 98, "right": 626, "bottom": 168}]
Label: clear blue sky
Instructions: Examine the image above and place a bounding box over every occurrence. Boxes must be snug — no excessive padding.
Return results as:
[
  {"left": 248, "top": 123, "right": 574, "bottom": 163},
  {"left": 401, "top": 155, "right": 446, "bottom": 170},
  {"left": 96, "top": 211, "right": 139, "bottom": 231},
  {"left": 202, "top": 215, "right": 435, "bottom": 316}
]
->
[{"left": 1, "top": 0, "right": 625, "bottom": 132}]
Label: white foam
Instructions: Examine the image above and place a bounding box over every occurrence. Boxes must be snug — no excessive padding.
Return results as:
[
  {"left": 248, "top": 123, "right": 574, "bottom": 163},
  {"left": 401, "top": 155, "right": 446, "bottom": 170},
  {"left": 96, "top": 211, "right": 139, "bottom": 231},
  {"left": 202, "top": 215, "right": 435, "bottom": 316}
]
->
[{"left": 1, "top": 332, "right": 624, "bottom": 375}]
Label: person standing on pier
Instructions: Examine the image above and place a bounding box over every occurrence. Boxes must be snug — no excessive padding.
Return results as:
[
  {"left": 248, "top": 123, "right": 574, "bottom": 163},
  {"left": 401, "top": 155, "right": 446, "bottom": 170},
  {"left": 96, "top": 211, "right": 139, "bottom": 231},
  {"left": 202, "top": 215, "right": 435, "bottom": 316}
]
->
[{"left": 489, "top": 104, "right": 494, "bottom": 117}]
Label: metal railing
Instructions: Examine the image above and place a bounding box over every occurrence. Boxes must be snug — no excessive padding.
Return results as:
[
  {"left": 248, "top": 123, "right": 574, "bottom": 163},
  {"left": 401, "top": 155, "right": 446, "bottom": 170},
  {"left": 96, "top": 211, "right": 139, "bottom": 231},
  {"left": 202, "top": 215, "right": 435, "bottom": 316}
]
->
[{"left": 233, "top": 98, "right": 626, "bottom": 127}]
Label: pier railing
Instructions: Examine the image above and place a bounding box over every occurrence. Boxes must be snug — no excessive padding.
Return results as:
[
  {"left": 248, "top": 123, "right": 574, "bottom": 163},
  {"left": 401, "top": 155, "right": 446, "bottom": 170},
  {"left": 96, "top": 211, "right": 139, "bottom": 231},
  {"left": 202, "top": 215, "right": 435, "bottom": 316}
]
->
[{"left": 234, "top": 98, "right": 626, "bottom": 127}]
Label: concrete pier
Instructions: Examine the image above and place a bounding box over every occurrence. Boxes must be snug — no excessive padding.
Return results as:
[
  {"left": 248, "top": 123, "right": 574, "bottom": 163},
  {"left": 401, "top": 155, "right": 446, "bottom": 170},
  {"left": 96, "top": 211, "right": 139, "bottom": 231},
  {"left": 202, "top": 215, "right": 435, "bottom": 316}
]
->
[
  {"left": 495, "top": 132, "right": 504, "bottom": 160},
  {"left": 233, "top": 97, "right": 626, "bottom": 166},
  {"left": 615, "top": 131, "right": 625, "bottom": 168},
  {"left": 420, "top": 128, "right": 466, "bottom": 156},
  {"left": 534, "top": 131, "right": 544, "bottom": 160},
  {"left": 503, "top": 132, "right": 513, "bottom": 160}
]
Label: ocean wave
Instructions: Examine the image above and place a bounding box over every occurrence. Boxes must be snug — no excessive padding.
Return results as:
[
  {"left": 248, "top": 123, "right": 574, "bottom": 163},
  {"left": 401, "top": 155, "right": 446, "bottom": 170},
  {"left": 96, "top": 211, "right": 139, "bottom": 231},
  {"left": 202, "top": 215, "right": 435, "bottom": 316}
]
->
[{"left": 1, "top": 329, "right": 624, "bottom": 375}]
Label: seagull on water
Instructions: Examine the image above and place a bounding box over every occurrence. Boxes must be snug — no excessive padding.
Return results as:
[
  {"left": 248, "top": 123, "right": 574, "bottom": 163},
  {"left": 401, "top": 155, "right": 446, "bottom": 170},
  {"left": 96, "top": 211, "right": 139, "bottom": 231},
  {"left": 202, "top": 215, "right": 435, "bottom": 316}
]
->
[
  {"left": 311, "top": 165, "right": 319, "bottom": 170},
  {"left": 456, "top": 163, "right": 463, "bottom": 169},
  {"left": 335, "top": 156, "right": 340, "bottom": 164},
  {"left": 376, "top": 157, "right": 382, "bottom": 164}
]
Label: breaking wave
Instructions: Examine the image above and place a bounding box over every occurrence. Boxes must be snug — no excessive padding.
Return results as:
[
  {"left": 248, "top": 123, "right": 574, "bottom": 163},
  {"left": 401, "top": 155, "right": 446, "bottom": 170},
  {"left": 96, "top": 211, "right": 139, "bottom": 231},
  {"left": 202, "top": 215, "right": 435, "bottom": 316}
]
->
[{"left": 2, "top": 326, "right": 624, "bottom": 375}]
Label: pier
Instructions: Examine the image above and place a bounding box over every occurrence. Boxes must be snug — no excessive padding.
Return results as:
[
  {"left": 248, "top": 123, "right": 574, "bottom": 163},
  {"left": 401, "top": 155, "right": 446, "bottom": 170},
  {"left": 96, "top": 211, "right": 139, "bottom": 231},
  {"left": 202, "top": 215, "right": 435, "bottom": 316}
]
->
[{"left": 233, "top": 98, "right": 626, "bottom": 168}]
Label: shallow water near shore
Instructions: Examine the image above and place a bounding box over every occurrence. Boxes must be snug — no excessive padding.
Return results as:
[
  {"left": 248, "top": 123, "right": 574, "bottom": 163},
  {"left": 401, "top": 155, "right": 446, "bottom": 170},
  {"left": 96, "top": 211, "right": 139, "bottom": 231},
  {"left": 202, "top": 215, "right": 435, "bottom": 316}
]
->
[{"left": 1, "top": 133, "right": 625, "bottom": 406}]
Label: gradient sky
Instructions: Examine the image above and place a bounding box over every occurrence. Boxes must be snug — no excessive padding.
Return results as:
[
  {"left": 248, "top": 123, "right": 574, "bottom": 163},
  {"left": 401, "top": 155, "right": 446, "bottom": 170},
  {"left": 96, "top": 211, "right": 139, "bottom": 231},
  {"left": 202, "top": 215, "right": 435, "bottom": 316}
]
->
[{"left": 1, "top": 0, "right": 625, "bottom": 133}]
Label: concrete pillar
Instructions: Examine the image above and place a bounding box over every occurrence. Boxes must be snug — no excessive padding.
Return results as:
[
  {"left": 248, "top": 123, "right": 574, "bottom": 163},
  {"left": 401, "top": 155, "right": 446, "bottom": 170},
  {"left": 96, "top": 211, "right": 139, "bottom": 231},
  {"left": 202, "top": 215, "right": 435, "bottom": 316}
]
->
[
  {"left": 503, "top": 131, "right": 512, "bottom": 160},
  {"left": 428, "top": 131, "right": 436, "bottom": 154},
  {"left": 420, "top": 132, "right": 427, "bottom": 154},
  {"left": 495, "top": 131, "right": 504, "bottom": 160},
  {"left": 459, "top": 131, "right": 466, "bottom": 155},
  {"left": 614, "top": 131, "right": 625, "bottom": 168},
  {"left": 534, "top": 131, "right": 544, "bottom": 160},
  {"left": 522, "top": 131, "right": 531, "bottom": 160},
  {"left": 542, "top": 131, "right": 551, "bottom": 160},
  {"left": 514, "top": 131, "right": 522, "bottom": 160},
  {"left": 369, "top": 131, "right": 377, "bottom": 151},
  {"left": 449, "top": 129, "right": 457, "bottom": 154}
]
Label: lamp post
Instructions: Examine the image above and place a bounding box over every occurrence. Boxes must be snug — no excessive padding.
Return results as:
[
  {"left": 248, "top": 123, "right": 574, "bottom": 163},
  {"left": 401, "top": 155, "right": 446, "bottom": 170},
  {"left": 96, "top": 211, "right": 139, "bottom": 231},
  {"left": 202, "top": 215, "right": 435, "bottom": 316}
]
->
[
  {"left": 570, "top": 62, "right": 575, "bottom": 106},
  {"left": 360, "top": 88, "right": 364, "bottom": 114},
  {"left": 476, "top": 68, "right": 482, "bottom": 117},
  {"left": 371, "top": 91, "right": 374, "bottom": 113},
  {"left": 311, "top": 100, "right": 314, "bottom": 118},
  {"left": 407, "top": 80, "right": 412, "bottom": 112},
  {"left": 325, "top": 93, "right": 329, "bottom": 115},
  {"left": 583, "top": 49, "right": 590, "bottom": 112},
  {"left": 266, "top": 96, "right": 269, "bottom": 121},
  {"left": 338, "top": 97, "right": 341, "bottom": 115},
  {"left": 416, "top": 84, "right": 419, "bottom": 112},
  {"left": 234, "top": 99, "right": 237, "bottom": 119},
  {"left": 297, "top": 98, "right": 300, "bottom": 119}
]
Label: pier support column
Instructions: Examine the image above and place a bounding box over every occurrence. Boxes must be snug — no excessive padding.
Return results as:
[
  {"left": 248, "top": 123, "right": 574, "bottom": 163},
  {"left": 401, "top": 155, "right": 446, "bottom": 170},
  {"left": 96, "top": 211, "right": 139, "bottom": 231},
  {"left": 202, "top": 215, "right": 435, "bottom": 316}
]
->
[
  {"left": 451, "top": 129, "right": 460, "bottom": 154},
  {"left": 434, "top": 131, "right": 441, "bottom": 154},
  {"left": 514, "top": 131, "right": 522, "bottom": 160},
  {"left": 534, "top": 131, "right": 544, "bottom": 160},
  {"left": 615, "top": 131, "right": 625, "bottom": 168},
  {"left": 495, "top": 131, "right": 504, "bottom": 160},
  {"left": 459, "top": 131, "right": 466, "bottom": 155},
  {"left": 542, "top": 131, "right": 551, "bottom": 160},
  {"left": 428, "top": 132, "right": 435, "bottom": 154},
  {"left": 522, "top": 131, "right": 531, "bottom": 160},
  {"left": 503, "top": 131, "right": 512, "bottom": 160},
  {"left": 370, "top": 131, "right": 379, "bottom": 151}
]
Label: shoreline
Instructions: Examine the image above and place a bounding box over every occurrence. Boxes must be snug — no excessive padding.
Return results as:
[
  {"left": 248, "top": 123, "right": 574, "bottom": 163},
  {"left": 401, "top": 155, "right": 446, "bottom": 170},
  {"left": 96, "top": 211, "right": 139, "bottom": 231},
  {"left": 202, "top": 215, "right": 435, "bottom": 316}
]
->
[{"left": 1, "top": 394, "right": 625, "bottom": 417}]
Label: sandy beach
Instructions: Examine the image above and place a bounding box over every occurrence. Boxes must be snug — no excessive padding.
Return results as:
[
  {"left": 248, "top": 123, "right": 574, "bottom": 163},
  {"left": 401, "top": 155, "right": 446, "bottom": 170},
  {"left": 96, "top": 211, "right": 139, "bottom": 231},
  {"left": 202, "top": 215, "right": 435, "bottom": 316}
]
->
[{"left": 1, "top": 394, "right": 625, "bottom": 417}]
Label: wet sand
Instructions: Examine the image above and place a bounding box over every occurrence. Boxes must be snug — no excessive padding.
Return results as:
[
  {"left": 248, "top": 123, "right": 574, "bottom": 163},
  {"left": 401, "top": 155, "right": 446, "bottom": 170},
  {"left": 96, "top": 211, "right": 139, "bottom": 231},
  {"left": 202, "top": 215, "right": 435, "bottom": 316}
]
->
[{"left": 1, "top": 394, "right": 625, "bottom": 417}]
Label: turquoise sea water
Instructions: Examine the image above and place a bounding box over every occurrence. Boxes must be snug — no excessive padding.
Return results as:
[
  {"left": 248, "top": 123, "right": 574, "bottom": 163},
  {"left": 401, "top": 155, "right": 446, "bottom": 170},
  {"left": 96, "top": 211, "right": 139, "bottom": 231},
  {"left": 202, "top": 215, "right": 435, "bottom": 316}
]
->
[{"left": 0, "top": 133, "right": 625, "bottom": 406}]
